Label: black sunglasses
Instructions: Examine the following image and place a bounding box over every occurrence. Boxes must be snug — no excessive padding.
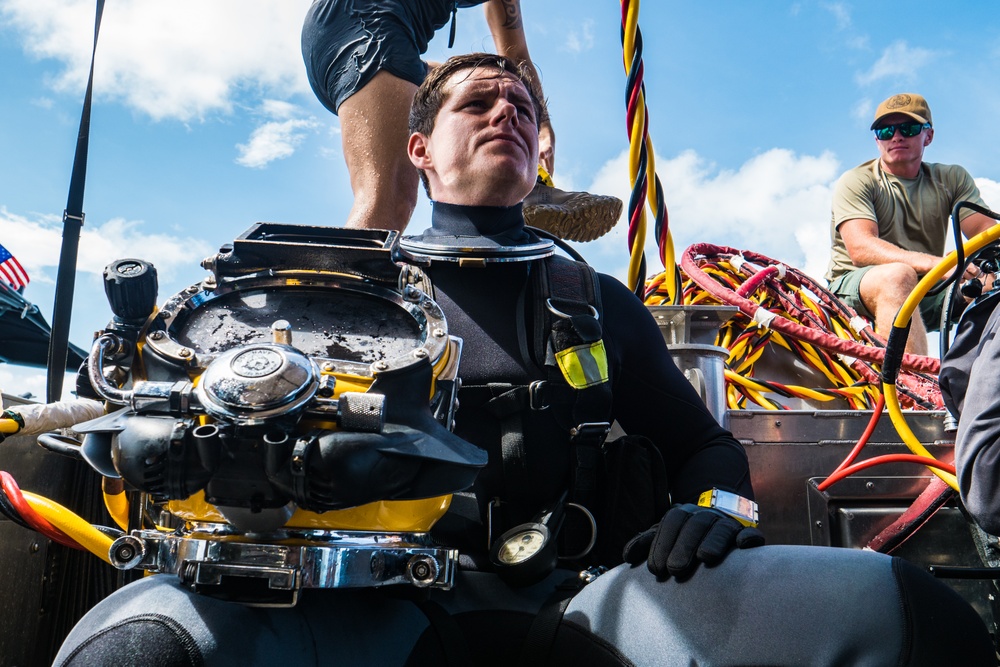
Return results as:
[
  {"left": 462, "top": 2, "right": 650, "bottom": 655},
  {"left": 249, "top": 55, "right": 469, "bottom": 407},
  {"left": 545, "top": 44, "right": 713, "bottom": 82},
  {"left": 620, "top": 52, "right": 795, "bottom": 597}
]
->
[{"left": 873, "top": 122, "right": 931, "bottom": 141}]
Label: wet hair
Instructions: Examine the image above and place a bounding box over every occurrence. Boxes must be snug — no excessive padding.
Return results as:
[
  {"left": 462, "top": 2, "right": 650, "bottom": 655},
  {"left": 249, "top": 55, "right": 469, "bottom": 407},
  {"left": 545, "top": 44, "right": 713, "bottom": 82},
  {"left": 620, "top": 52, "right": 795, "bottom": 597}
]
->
[{"left": 409, "top": 52, "right": 547, "bottom": 195}]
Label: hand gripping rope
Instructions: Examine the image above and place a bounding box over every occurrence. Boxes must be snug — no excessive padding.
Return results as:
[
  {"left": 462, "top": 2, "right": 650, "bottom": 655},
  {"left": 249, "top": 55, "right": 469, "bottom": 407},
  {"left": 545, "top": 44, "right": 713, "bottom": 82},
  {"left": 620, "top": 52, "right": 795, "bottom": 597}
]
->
[{"left": 621, "top": 0, "right": 675, "bottom": 298}]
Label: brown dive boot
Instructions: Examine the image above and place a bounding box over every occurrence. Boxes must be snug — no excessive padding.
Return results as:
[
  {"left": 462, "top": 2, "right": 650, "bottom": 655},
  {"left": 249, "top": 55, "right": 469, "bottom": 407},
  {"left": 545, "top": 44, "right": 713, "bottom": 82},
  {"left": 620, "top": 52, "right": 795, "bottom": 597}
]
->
[{"left": 523, "top": 177, "right": 623, "bottom": 242}]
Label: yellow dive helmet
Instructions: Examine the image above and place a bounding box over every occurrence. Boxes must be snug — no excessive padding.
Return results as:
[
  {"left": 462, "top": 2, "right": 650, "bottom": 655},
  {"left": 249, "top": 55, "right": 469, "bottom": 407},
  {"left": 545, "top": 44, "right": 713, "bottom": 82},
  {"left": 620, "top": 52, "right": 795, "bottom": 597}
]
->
[{"left": 75, "top": 223, "right": 485, "bottom": 605}]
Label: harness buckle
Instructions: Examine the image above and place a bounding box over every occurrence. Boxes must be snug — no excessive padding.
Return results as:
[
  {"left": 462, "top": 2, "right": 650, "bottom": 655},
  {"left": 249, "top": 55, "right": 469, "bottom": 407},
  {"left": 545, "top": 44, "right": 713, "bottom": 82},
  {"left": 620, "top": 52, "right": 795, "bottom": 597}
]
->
[
  {"left": 528, "top": 380, "right": 549, "bottom": 411},
  {"left": 546, "top": 298, "right": 599, "bottom": 320},
  {"left": 569, "top": 422, "right": 611, "bottom": 447}
]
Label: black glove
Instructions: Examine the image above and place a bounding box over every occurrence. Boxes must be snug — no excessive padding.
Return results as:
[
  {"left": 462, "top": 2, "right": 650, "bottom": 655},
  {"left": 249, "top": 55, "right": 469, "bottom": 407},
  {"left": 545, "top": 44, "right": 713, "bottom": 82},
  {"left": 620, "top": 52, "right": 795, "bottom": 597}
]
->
[{"left": 622, "top": 503, "right": 765, "bottom": 579}]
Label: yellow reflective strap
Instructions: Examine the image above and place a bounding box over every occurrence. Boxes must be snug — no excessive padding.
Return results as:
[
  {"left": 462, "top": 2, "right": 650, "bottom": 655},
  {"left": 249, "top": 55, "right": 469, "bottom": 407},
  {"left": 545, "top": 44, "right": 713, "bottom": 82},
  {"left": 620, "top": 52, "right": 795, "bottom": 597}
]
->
[
  {"left": 537, "top": 164, "right": 554, "bottom": 188},
  {"left": 555, "top": 341, "right": 609, "bottom": 389}
]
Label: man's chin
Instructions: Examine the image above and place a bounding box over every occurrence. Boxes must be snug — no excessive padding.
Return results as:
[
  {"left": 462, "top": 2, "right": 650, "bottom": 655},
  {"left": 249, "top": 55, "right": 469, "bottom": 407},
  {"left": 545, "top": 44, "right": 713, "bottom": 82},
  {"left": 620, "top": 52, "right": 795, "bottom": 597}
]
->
[
  {"left": 480, "top": 158, "right": 535, "bottom": 195},
  {"left": 436, "top": 177, "right": 531, "bottom": 207}
]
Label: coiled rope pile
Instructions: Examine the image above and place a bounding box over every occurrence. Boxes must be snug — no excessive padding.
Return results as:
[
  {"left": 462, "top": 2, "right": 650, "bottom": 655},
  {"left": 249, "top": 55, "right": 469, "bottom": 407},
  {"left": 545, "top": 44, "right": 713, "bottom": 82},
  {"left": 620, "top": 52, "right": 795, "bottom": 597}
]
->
[{"left": 644, "top": 244, "right": 943, "bottom": 411}]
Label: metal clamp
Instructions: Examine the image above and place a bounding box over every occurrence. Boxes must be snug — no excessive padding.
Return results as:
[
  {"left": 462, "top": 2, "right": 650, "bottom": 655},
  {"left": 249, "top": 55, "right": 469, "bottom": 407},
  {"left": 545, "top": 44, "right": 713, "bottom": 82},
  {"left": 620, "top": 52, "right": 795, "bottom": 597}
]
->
[{"left": 110, "top": 528, "right": 458, "bottom": 607}]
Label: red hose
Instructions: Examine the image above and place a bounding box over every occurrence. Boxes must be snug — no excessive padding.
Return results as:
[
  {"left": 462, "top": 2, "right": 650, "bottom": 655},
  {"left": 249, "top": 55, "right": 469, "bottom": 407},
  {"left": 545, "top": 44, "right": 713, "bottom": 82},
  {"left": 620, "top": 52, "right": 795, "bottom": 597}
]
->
[
  {"left": 817, "top": 454, "right": 956, "bottom": 492},
  {"left": 0, "top": 471, "right": 81, "bottom": 549},
  {"left": 681, "top": 243, "right": 941, "bottom": 375},
  {"left": 736, "top": 265, "right": 780, "bottom": 298},
  {"left": 830, "top": 394, "right": 886, "bottom": 477}
]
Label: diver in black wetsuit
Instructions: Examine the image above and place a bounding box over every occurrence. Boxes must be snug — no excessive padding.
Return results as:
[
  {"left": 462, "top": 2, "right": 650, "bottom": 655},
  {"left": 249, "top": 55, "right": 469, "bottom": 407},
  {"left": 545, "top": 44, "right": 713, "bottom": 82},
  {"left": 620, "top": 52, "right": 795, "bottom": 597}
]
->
[
  {"left": 53, "top": 53, "right": 993, "bottom": 666},
  {"left": 409, "top": 202, "right": 753, "bottom": 563},
  {"left": 397, "top": 53, "right": 994, "bottom": 665}
]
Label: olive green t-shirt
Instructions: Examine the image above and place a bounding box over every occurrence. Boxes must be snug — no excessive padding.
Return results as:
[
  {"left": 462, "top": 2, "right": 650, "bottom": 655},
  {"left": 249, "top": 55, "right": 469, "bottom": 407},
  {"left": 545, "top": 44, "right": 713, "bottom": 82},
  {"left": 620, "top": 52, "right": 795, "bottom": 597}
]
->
[{"left": 825, "top": 159, "right": 985, "bottom": 283}]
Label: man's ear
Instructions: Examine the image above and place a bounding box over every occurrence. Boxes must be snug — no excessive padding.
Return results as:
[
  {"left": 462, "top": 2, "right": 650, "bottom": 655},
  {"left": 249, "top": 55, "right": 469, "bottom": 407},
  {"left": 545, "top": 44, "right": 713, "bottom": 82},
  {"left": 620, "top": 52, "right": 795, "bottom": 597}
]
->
[
  {"left": 408, "top": 132, "right": 433, "bottom": 170},
  {"left": 924, "top": 128, "right": 934, "bottom": 147}
]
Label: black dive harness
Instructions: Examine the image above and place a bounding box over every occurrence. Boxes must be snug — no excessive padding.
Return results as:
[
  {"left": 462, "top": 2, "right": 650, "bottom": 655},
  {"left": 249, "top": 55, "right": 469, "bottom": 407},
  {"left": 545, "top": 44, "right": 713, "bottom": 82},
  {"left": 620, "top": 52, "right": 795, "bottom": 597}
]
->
[{"left": 399, "top": 203, "right": 621, "bottom": 586}]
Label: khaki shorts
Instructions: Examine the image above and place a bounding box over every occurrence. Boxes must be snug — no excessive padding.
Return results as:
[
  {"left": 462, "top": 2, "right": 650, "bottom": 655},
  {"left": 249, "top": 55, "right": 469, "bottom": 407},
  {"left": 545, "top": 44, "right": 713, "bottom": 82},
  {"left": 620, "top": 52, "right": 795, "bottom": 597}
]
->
[{"left": 828, "top": 266, "right": 962, "bottom": 332}]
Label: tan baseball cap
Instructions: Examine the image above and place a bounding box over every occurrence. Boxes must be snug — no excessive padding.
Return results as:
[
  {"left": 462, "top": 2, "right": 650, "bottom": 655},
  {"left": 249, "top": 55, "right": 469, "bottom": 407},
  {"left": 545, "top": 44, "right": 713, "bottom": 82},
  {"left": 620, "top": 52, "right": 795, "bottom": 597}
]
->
[{"left": 871, "top": 93, "right": 932, "bottom": 129}]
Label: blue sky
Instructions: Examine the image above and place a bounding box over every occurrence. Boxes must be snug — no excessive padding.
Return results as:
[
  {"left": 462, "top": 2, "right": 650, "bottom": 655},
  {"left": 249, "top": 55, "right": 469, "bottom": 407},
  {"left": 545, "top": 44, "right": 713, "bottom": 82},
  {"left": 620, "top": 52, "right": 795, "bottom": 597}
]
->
[{"left": 2, "top": 1, "right": 1000, "bottom": 399}]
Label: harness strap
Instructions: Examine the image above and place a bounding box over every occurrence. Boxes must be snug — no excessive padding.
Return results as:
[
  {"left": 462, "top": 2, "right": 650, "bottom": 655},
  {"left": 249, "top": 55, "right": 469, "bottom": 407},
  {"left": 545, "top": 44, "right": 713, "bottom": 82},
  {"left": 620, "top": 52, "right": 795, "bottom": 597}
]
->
[
  {"left": 518, "top": 573, "right": 587, "bottom": 666},
  {"left": 485, "top": 384, "right": 530, "bottom": 492},
  {"left": 530, "top": 258, "right": 614, "bottom": 556},
  {"left": 568, "top": 423, "right": 612, "bottom": 516},
  {"left": 484, "top": 382, "right": 540, "bottom": 543},
  {"left": 491, "top": 257, "right": 612, "bottom": 549},
  {"left": 531, "top": 257, "right": 612, "bottom": 431},
  {"left": 413, "top": 598, "right": 473, "bottom": 667},
  {"left": 546, "top": 257, "right": 602, "bottom": 320}
]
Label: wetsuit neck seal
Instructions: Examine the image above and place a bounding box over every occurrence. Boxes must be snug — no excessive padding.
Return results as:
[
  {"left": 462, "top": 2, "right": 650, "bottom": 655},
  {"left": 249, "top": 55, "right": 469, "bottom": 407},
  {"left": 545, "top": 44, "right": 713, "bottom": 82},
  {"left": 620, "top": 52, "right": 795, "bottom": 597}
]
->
[{"left": 397, "top": 202, "right": 555, "bottom": 265}]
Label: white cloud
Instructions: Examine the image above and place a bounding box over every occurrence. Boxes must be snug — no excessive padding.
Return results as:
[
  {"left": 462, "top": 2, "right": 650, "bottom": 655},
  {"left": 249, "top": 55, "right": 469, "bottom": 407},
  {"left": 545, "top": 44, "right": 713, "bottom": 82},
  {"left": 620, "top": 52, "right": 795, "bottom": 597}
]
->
[
  {"left": 851, "top": 98, "right": 874, "bottom": 124},
  {"left": 578, "top": 152, "right": 1000, "bottom": 296},
  {"left": 856, "top": 40, "right": 937, "bottom": 86},
  {"left": 80, "top": 218, "right": 215, "bottom": 282},
  {"left": 845, "top": 35, "right": 869, "bottom": 51},
  {"left": 0, "top": 365, "right": 51, "bottom": 402},
  {"left": 812, "top": 2, "right": 866, "bottom": 50},
  {"left": 822, "top": 3, "right": 851, "bottom": 30},
  {"left": 0, "top": 207, "right": 213, "bottom": 284},
  {"left": 976, "top": 178, "right": 1000, "bottom": 213},
  {"left": 236, "top": 100, "right": 320, "bottom": 169},
  {"left": 579, "top": 148, "right": 841, "bottom": 285},
  {"left": 563, "top": 20, "right": 595, "bottom": 54},
  {"left": 259, "top": 99, "right": 301, "bottom": 121},
  {"left": 0, "top": 0, "right": 313, "bottom": 121}
]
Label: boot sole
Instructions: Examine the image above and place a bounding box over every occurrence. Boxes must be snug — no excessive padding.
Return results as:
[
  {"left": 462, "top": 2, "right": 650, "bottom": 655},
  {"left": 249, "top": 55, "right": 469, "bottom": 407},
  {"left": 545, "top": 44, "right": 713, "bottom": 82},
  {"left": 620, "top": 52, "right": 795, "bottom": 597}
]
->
[{"left": 523, "top": 198, "right": 623, "bottom": 242}]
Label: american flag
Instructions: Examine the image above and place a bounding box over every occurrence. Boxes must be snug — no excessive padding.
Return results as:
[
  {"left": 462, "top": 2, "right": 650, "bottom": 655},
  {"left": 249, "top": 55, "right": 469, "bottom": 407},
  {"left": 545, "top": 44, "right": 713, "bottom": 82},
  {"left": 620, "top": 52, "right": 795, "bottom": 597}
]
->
[{"left": 0, "top": 244, "right": 29, "bottom": 290}]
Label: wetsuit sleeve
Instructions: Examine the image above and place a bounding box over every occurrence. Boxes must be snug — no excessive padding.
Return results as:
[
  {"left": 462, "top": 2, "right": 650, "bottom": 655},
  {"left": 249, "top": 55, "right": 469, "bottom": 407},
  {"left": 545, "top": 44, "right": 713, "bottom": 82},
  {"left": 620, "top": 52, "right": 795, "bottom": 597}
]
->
[
  {"left": 597, "top": 274, "right": 753, "bottom": 505},
  {"left": 947, "top": 292, "right": 1000, "bottom": 533}
]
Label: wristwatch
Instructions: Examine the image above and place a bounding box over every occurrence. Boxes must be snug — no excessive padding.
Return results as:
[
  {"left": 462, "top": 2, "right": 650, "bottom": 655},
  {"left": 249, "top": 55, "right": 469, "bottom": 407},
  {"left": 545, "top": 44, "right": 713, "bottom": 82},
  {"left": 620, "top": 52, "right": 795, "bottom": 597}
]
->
[{"left": 697, "top": 488, "right": 759, "bottom": 528}]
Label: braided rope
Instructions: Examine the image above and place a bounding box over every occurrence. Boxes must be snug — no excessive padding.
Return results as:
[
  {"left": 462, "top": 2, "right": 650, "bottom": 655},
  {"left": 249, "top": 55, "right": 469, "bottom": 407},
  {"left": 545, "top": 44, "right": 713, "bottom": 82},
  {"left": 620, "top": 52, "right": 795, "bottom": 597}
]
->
[{"left": 621, "top": 0, "right": 672, "bottom": 297}]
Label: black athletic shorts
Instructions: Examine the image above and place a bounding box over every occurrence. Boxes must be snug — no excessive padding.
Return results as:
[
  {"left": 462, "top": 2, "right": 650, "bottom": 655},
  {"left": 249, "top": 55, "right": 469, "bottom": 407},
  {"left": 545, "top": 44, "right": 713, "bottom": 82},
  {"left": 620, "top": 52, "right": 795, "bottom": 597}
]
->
[{"left": 301, "top": 0, "right": 485, "bottom": 113}]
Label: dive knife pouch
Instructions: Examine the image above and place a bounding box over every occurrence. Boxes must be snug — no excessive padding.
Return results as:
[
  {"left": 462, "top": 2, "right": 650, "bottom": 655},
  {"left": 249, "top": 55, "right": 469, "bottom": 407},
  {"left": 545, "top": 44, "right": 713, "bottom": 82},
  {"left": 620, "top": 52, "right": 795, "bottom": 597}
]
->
[{"left": 589, "top": 434, "right": 669, "bottom": 567}]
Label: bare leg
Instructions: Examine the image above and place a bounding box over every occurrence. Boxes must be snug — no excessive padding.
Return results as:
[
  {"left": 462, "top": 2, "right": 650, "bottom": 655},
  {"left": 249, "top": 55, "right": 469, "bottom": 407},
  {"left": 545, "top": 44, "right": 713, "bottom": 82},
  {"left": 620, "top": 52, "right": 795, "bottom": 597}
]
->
[
  {"left": 859, "top": 263, "right": 928, "bottom": 355},
  {"left": 337, "top": 71, "right": 420, "bottom": 231}
]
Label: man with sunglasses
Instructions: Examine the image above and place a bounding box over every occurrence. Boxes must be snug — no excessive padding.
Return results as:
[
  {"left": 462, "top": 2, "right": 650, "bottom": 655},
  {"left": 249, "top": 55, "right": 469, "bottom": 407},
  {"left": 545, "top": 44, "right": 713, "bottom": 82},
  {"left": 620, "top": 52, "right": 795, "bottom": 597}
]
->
[{"left": 826, "top": 93, "right": 995, "bottom": 355}]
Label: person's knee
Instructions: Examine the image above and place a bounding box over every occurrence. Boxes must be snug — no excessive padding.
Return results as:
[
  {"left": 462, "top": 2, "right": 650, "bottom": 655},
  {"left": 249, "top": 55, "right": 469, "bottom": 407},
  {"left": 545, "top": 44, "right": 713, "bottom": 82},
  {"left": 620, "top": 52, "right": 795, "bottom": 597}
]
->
[
  {"left": 57, "top": 614, "right": 204, "bottom": 667},
  {"left": 870, "top": 263, "right": 921, "bottom": 293},
  {"left": 891, "top": 557, "right": 995, "bottom": 666},
  {"left": 860, "top": 263, "right": 920, "bottom": 312}
]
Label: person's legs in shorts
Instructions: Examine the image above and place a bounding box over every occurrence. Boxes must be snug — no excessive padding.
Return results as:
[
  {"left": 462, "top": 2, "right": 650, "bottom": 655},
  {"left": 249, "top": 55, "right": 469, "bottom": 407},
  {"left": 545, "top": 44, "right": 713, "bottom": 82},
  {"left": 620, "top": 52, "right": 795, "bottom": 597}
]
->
[
  {"left": 302, "top": 0, "right": 429, "bottom": 232},
  {"left": 830, "top": 264, "right": 930, "bottom": 355}
]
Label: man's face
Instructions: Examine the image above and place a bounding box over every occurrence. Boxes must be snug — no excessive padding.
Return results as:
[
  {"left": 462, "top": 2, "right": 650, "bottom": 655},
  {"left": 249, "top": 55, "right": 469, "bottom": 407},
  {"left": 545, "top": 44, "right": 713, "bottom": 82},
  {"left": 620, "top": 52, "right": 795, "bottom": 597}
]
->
[
  {"left": 874, "top": 112, "right": 933, "bottom": 174},
  {"left": 408, "top": 67, "right": 539, "bottom": 207}
]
